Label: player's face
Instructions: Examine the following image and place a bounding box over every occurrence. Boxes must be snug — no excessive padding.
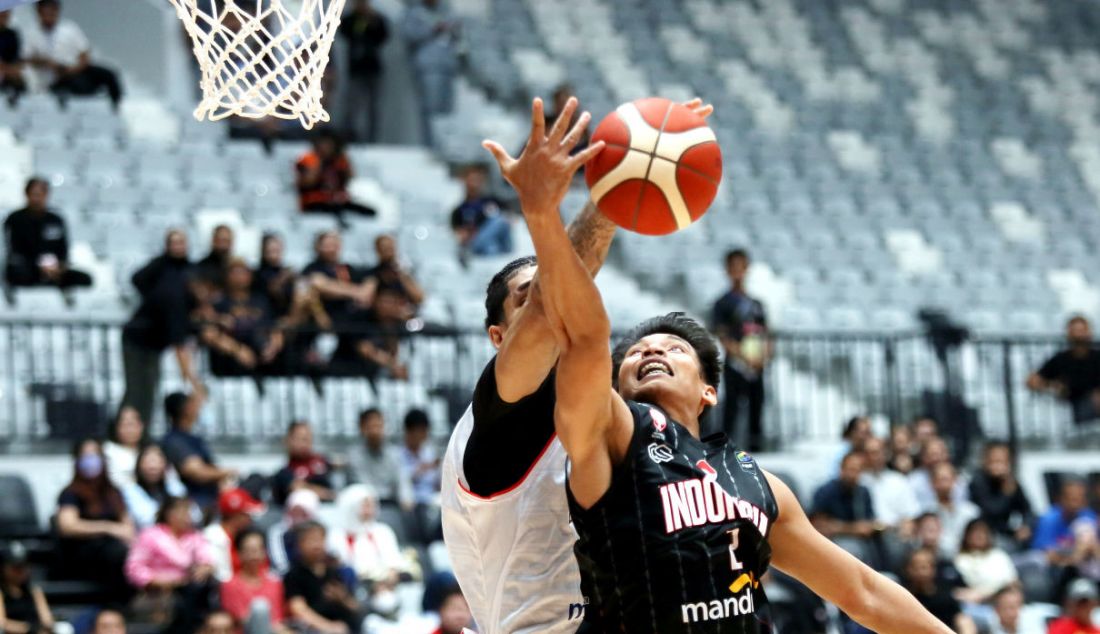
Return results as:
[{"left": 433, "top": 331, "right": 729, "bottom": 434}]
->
[
  {"left": 617, "top": 333, "right": 717, "bottom": 416},
  {"left": 488, "top": 265, "right": 536, "bottom": 348}
]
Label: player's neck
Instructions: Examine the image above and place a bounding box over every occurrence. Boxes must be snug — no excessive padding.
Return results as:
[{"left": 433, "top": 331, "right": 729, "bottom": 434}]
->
[{"left": 657, "top": 401, "right": 701, "bottom": 438}]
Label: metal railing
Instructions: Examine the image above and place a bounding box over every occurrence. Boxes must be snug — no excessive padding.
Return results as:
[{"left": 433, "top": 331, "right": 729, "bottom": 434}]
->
[{"left": 0, "top": 319, "right": 1082, "bottom": 453}]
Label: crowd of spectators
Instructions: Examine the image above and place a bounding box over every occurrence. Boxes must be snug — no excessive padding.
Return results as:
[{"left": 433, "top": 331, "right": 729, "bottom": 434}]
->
[
  {"left": 2, "top": 401, "right": 459, "bottom": 633},
  {"left": 803, "top": 414, "right": 1100, "bottom": 633}
]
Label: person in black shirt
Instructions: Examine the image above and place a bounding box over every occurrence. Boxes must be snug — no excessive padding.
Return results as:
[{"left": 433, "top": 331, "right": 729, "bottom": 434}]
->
[
  {"left": 0, "top": 541, "right": 65, "bottom": 634},
  {"left": 1028, "top": 315, "right": 1100, "bottom": 422},
  {"left": 364, "top": 234, "right": 424, "bottom": 315},
  {"left": 201, "top": 258, "right": 285, "bottom": 378},
  {"left": 284, "top": 521, "right": 363, "bottom": 633},
  {"left": 901, "top": 548, "right": 977, "bottom": 634},
  {"left": 450, "top": 164, "right": 512, "bottom": 259},
  {"left": 340, "top": 0, "right": 389, "bottom": 143},
  {"left": 271, "top": 421, "right": 335, "bottom": 506},
  {"left": 711, "top": 248, "right": 771, "bottom": 451},
  {"left": 193, "top": 224, "right": 233, "bottom": 296},
  {"left": 811, "top": 451, "right": 884, "bottom": 568},
  {"left": 967, "top": 441, "right": 1034, "bottom": 549},
  {"left": 0, "top": 11, "right": 25, "bottom": 104},
  {"left": 120, "top": 229, "right": 200, "bottom": 426},
  {"left": 3, "top": 177, "right": 91, "bottom": 296},
  {"left": 485, "top": 96, "right": 951, "bottom": 633}
]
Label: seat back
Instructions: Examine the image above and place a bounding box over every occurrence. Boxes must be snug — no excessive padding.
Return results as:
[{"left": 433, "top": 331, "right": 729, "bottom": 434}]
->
[{"left": 0, "top": 474, "right": 41, "bottom": 538}]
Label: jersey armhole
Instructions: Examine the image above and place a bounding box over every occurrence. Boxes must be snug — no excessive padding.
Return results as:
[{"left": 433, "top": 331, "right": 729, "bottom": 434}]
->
[{"left": 566, "top": 402, "right": 645, "bottom": 513}]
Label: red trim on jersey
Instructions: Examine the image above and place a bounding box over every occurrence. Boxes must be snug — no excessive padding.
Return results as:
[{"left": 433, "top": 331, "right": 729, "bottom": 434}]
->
[{"left": 457, "top": 433, "right": 558, "bottom": 501}]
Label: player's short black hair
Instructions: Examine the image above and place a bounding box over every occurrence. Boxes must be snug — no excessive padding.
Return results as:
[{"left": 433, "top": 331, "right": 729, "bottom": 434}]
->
[
  {"left": 404, "top": 408, "right": 430, "bottom": 432},
  {"left": 24, "top": 177, "right": 48, "bottom": 194},
  {"left": 612, "top": 312, "right": 722, "bottom": 390},
  {"left": 725, "top": 248, "right": 749, "bottom": 268},
  {"left": 484, "top": 255, "right": 537, "bottom": 329}
]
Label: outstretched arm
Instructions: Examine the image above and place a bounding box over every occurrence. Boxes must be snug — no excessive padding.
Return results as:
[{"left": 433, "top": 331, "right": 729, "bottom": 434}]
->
[{"left": 764, "top": 471, "right": 953, "bottom": 634}]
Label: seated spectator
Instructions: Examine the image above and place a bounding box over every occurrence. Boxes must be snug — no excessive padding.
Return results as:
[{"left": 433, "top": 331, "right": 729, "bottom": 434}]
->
[
  {"left": 193, "top": 225, "right": 234, "bottom": 295},
  {"left": 969, "top": 441, "right": 1034, "bottom": 549},
  {"left": 91, "top": 609, "right": 126, "bottom": 634},
  {"left": 3, "top": 178, "right": 92, "bottom": 296},
  {"left": 401, "top": 409, "right": 442, "bottom": 544},
  {"left": 365, "top": 234, "right": 425, "bottom": 318},
  {"left": 56, "top": 438, "right": 134, "bottom": 603},
  {"left": 810, "top": 451, "right": 882, "bottom": 567},
  {"left": 929, "top": 462, "right": 981, "bottom": 557},
  {"left": 331, "top": 485, "right": 412, "bottom": 617},
  {"left": 103, "top": 405, "right": 146, "bottom": 486},
  {"left": 912, "top": 416, "right": 941, "bottom": 452},
  {"left": 913, "top": 512, "right": 967, "bottom": 589},
  {"left": 284, "top": 521, "right": 364, "bottom": 634},
  {"left": 296, "top": 131, "right": 376, "bottom": 221},
  {"left": 450, "top": 164, "right": 512, "bottom": 258},
  {"left": 861, "top": 436, "right": 920, "bottom": 535},
  {"left": 268, "top": 489, "right": 322, "bottom": 575},
  {"left": 429, "top": 585, "right": 473, "bottom": 634},
  {"left": 125, "top": 497, "right": 216, "bottom": 633},
  {"left": 887, "top": 425, "right": 916, "bottom": 475},
  {"left": 1033, "top": 479, "right": 1098, "bottom": 569},
  {"left": 0, "top": 11, "right": 26, "bottom": 104},
  {"left": 831, "top": 416, "right": 873, "bottom": 473},
  {"left": 161, "top": 389, "right": 237, "bottom": 516},
  {"left": 122, "top": 444, "right": 187, "bottom": 530},
  {"left": 204, "top": 488, "right": 264, "bottom": 583},
  {"left": 1028, "top": 316, "right": 1100, "bottom": 423},
  {"left": 348, "top": 408, "right": 414, "bottom": 511},
  {"left": 909, "top": 437, "right": 968, "bottom": 509},
  {"left": 22, "top": 0, "right": 122, "bottom": 106},
  {"left": 989, "top": 586, "right": 1026, "bottom": 634},
  {"left": 255, "top": 233, "right": 296, "bottom": 318},
  {"left": 255, "top": 234, "right": 330, "bottom": 375},
  {"left": 954, "top": 518, "right": 1020, "bottom": 603},
  {"left": 202, "top": 258, "right": 286, "bottom": 378},
  {"left": 272, "top": 421, "right": 335, "bottom": 506},
  {"left": 198, "top": 610, "right": 235, "bottom": 634},
  {"left": 544, "top": 84, "right": 589, "bottom": 156},
  {"left": 902, "top": 548, "right": 978, "bottom": 634},
  {"left": 0, "top": 542, "right": 72, "bottom": 634},
  {"left": 120, "top": 229, "right": 199, "bottom": 426},
  {"left": 220, "top": 529, "right": 292, "bottom": 634},
  {"left": 1047, "top": 578, "right": 1099, "bottom": 634}
]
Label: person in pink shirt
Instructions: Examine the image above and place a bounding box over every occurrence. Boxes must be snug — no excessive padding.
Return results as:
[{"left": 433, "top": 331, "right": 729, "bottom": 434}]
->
[
  {"left": 220, "top": 528, "right": 292, "bottom": 634},
  {"left": 125, "top": 496, "right": 216, "bottom": 634}
]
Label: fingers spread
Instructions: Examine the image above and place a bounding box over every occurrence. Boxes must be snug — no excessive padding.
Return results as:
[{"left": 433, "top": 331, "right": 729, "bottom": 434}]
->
[
  {"left": 548, "top": 96, "right": 578, "bottom": 144},
  {"left": 569, "top": 139, "right": 605, "bottom": 171},
  {"left": 482, "top": 140, "right": 514, "bottom": 170},
  {"left": 562, "top": 111, "right": 591, "bottom": 151}
]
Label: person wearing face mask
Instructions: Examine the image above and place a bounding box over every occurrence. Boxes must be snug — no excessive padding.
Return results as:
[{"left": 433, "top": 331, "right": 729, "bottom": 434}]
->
[
  {"left": 55, "top": 438, "right": 135, "bottom": 603},
  {"left": 1028, "top": 316, "right": 1100, "bottom": 423}
]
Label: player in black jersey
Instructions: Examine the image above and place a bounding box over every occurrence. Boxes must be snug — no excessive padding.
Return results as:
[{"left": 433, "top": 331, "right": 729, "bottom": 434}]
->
[{"left": 483, "top": 97, "right": 954, "bottom": 633}]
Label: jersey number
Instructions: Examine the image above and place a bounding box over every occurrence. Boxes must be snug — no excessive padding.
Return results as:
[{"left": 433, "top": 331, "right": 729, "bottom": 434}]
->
[{"left": 726, "top": 528, "right": 744, "bottom": 571}]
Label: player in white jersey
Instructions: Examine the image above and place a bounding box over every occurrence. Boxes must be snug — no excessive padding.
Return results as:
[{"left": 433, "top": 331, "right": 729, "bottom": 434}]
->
[{"left": 441, "top": 96, "right": 712, "bottom": 633}]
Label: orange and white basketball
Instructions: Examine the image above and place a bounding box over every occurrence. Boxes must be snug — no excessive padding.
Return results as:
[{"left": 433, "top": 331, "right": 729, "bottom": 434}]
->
[{"left": 585, "top": 97, "right": 722, "bottom": 235}]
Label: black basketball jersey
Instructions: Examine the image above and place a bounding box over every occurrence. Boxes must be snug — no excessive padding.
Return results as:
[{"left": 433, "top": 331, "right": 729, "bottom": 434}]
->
[{"left": 567, "top": 400, "right": 779, "bottom": 633}]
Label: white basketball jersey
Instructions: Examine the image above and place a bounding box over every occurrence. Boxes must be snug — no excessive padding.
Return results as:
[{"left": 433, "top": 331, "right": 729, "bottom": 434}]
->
[{"left": 441, "top": 405, "right": 587, "bottom": 634}]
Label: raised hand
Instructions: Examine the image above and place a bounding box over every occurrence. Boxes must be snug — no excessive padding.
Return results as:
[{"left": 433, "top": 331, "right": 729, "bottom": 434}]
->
[{"left": 482, "top": 96, "right": 605, "bottom": 219}]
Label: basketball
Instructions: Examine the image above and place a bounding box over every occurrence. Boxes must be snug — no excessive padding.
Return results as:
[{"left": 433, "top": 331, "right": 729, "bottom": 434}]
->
[{"left": 585, "top": 97, "right": 723, "bottom": 235}]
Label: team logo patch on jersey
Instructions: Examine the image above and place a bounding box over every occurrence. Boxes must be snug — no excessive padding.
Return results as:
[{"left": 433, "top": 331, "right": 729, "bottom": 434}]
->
[
  {"left": 648, "top": 443, "right": 674, "bottom": 464},
  {"left": 649, "top": 407, "right": 668, "bottom": 432},
  {"left": 735, "top": 451, "right": 754, "bottom": 471}
]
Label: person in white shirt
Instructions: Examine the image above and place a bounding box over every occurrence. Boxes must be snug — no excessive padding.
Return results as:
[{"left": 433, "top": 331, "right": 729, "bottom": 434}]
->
[
  {"left": 861, "top": 436, "right": 920, "bottom": 534},
  {"left": 203, "top": 488, "right": 265, "bottom": 582},
  {"left": 121, "top": 444, "right": 187, "bottom": 529},
  {"left": 103, "top": 406, "right": 145, "bottom": 487},
  {"left": 929, "top": 462, "right": 981, "bottom": 557},
  {"left": 21, "top": 0, "right": 121, "bottom": 106},
  {"left": 330, "top": 484, "right": 411, "bottom": 617},
  {"left": 909, "top": 437, "right": 969, "bottom": 509},
  {"left": 954, "top": 518, "right": 1019, "bottom": 603}
]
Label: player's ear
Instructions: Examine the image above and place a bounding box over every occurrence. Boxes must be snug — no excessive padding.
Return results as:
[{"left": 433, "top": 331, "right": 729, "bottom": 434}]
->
[
  {"left": 701, "top": 383, "right": 718, "bottom": 408},
  {"left": 488, "top": 325, "right": 505, "bottom": 350}
]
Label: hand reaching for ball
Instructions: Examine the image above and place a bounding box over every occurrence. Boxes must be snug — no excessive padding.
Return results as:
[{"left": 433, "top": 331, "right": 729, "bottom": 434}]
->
[{"left": 482, "top": 96, "right": 605, "bottom": 220}]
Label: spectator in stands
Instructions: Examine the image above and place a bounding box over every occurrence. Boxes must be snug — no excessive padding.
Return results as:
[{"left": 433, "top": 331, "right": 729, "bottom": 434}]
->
[
  {"left": 121, "top": 229, "right": 199, "bottom": 426},
  {"left": 429, "top": 586, "right": 473, "bottom": 634},
  {"left": 902, "top": 548, "right": 979, "bottom": 634},
  {"left": 220, "top": 528, "right": 291, "bottom": 634},
  {"left": 401, "top": 408, "right": 441, "bottom": 544},
  {"left": 989, "top": 586, "right": 1025, "bottom": 634},
  {"left": 202, "top": 257, "right": 286, "bottom": 378},
  {"left": 122, "top": 444, "right": 187, "bottom": 530},
  {"left": 450, "top": 164, "right": 512, "bottom": 259},
  {"left": 268, "top": 489, "right": 321, "bottom": 575},
  {"left": 198, "top": 610, "right": 235, "bottom": 634},
  {"left": 1034, "top": 479, "right": 1099, "bottom": 568},
  {"left": 954, "top": 518, "right": 1020, "bottom": 603},
  {"left": 272, "top": 421, "right": 335, "bottom": 506},
  {"left": 969, "top": 441, "right": 1034, "bottom": 549},
  {"left": 910, "top": 436, "right": 967, "bottom": 509},
  {"left": 930, "top": 462, "right": 981, "bottom": 557},
  {"left": 340, "top": 0, "right": 389, "bottom": 143},
  {"left": 90, "top": 609, "right": 126, "bottom": 634},
  {"left": 810, "top": 451, "right": 882, "bottom": 567},
  {"left": 296, "top": 131, "right": 375, "bottom": 222},
  {"left": 888, "top": 425, "right": 916, "bottom": 475},
  {"left": 255, "top": 234, "right": 330, "bottom": 374},
  {"left": 3, "top": 177, "right": 92, "bottom": 298},
  {"left": 284, "top": 521, "right": 365, "bottom": 634},
  {"left": 204, "top": 488, "right": 264, "bottom": 583},
  {"left": 331, "top": 485, "right": 410, "bottom": 618},
  {"left": 255, "top": 234, "right": 296, "bottom": 318},
  {"left": 913, "top": 512, "right": 968, "bottom": 589},
  {"left": 348, "top": 408, "right": 414, "bottom": 511},
  {"left": 544, "top": 84, "right": 589, "bottom": 156},
  {"left": 125, "top": 496, "right": 216, "bottom": 634},
  {"left": 832, "top": 416, "right": 873, "bottom": 472},
  {"left": 0, "top": 541, "right": 71, "bottom": 634},
  {"left": 0, "top": 11, "right": 25, "bottom": 104},
  {"left": 193, "top": 225, "right": 234, "bottom": 294},
  {"left": 861, "top": 436, "right": 920, "bottom": 535},
  {"left": 711, "top": 248, "right": 770, "bottom": 451},
  {"left": 303, "top": 230, "right": 371, "bottom": 325},
  {"left": 56, "top": 438, "right": 134, "bottom": 603},
  {"left": 161, "top": 388, "right": 236, "bottom": 516},
  {"left": 104, "top": 405, "right": 146, "bottom": 486},
  {"left": 912, "top": 416, "right": 941, "bottom": 453},
  {"left": 401, "top": 0, "right": 459, "bottom": 143},
  {"left": 1048, "top": 578, "right": 1100, "bottom": 634},
  {"left": 22, "top": 0, "right": 122, "bottom": 106},
  {"left": 1028, "top": 316, "right": 1100, "bottom": 423},
  {"left": 365, "top": 234, "right": 425, "bottom": 317}
]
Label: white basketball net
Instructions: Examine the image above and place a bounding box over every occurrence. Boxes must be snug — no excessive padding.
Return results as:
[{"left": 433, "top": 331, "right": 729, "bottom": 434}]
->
[{"left": 168, "top": 0, "right": 347, "bottom": 129}]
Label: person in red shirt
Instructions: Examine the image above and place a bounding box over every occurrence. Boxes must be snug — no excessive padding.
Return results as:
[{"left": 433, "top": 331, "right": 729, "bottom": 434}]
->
[
  {"left": 295, "top": 132, "right": 376, "bottom": 222},
  {"left": 272, "top": 421, "right": 335, "bottom": 505},
  {"left": 1049, "top": 579, "right": 1100, "bottom": 634},
  {"left": 220, "top": 528, "right": 291, "bottom": 634},
  {"left": 429, "top": 586, "right": 472, "bottom": 634}
]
